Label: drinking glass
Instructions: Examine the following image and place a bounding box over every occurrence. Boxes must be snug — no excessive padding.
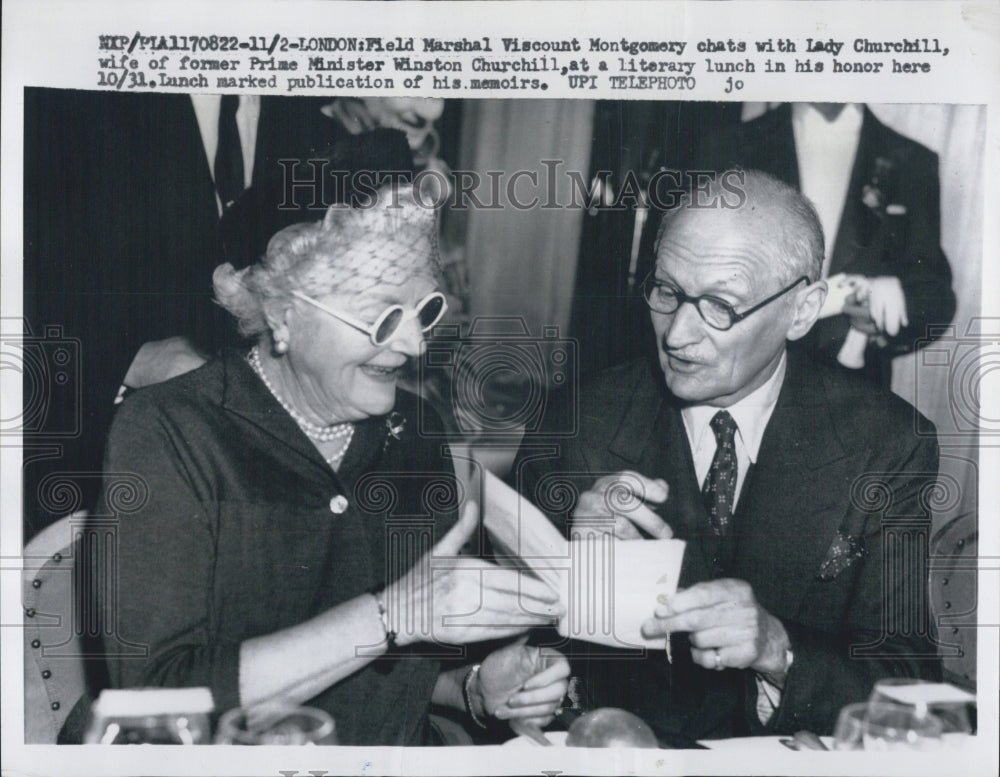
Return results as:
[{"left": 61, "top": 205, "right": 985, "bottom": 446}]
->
[
  {"left": 868, "top": 678, "right": 974, "bottom": 741},
  {"left": 215, "top": 706, "right": 337, "bottom": 745},
  {"left": 861, "top": 701, "right": 943, "bottom": 751},
  {"left": 832, "top": 702, "right": 869, "bottom": 751}
]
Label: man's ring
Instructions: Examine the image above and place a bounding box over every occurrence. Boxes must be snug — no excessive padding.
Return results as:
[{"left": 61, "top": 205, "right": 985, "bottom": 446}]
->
[{"left": 713, "top": 649, "right": 723, "bottom": 671}]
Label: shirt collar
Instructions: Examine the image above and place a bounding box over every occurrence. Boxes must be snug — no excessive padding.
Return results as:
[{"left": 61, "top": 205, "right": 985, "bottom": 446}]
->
[
  {"left": 681, "top": 351, "right": 787, "bottom": 464},
  {"left": 791, "top": 102, "right": 864, "bottom": 137}
]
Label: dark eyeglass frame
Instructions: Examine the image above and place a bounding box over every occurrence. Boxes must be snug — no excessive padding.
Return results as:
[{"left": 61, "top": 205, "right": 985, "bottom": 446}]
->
[
  {"left": 642, "top": 273, "right": 810, "bottom": 331},
  {"left": 291, "top": 290, "right": 448, "bottom": 346}
]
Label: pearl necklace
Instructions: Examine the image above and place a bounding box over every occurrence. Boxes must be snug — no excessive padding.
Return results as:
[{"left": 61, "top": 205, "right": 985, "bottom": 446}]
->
[{"left": 247, "top": 347, "right": 355, "bottom": 462}]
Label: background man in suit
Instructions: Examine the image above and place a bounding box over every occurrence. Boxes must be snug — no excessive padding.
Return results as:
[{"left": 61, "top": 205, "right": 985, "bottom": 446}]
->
[
  {"left": 697, "top": 103, "right": 955, "bottom": 387},
  {"left": 512, "top": 171, "right": 941, "bottom": 739}
]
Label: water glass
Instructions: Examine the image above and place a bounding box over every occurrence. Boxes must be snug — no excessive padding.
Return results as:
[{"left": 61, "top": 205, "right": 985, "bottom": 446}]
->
[
  {"left": 862, "top": 701, "right": 943, "bottom": 751},
  {"left": 832, "top": 702, "right": 869, "bottom": 750},
  {"left": 869, "top": 678, "right": 974, "bottom": 739},
  {"left": 215, "top": 706, "right": 337, "bottom": 745}
]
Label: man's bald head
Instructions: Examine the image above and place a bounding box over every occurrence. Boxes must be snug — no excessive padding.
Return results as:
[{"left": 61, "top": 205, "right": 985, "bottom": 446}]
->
[{"left": 655, "top": 170, "right": 825, "bottom": 286}]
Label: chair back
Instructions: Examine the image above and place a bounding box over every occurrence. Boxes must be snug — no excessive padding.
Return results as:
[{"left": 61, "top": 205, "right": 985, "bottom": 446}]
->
[
  {"left": 929, "top": 511, "right": 977, "bottom": 690},
  {"left": 23, "top": 513, "right": 88, "bottom": 743}
]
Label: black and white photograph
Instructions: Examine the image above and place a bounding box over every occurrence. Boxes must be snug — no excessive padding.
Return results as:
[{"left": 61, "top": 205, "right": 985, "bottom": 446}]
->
[{"left": 3, "top": 2, "right": 997, "bottom": 776}]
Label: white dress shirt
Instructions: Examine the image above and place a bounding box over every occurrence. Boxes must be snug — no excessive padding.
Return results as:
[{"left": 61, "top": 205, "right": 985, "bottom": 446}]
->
[
  {"left": 189, "top": 95, "right": 261, "bottom": 214},
  {"left": 679, "top": 352, "right": 789, "bottom": 723},
  {"left": 792, "top": 103, "right": 864, "bottom": 277},
  {"left": 681, "top": 352, "right": 787, "bottom": 509}
]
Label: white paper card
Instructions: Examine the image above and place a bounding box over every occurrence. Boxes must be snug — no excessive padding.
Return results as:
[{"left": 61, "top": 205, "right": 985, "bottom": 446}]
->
[{"left": 482, "top": 470, "right": 685, "bottom": 649}]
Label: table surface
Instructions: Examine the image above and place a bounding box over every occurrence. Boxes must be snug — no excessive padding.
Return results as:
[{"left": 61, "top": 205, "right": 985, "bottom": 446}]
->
[{"left": 501, "top": 732, "right": 831, "bottom": 750}]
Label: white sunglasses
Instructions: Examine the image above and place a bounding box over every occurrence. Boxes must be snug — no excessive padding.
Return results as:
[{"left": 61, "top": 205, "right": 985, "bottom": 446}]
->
[{"left": 292, "top": 290, "right": 448, "bottom": 346}]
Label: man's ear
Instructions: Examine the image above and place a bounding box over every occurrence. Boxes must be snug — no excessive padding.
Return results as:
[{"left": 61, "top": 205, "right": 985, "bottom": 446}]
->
[{"left": 786, "top": 280, "right": 826, "bottom": 342}]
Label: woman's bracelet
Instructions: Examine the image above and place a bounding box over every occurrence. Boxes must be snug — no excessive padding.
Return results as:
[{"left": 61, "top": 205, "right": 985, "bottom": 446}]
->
[
  {"left": 462, "top": 664, "right": 487, "bottom": 729},
  {"left": 373, "top": 590, "right": 397, "bottom": 649}
]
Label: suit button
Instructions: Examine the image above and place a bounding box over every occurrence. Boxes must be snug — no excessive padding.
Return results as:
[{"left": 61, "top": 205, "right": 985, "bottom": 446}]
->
[
  {"left": 52, "top": 553, "right": 62, "bottom": 563},
  {"left": 329, "top": 495, "right": 349, "bottom": 514},
  {"left": 32, "top": 579, "right": 42, "bottom": 589},
  {"left": 51, "top": 701, "right": 60, "bottom": 711},
  {"left": 31, "top": 639, "right": 41, "bottom": 649},
  {"left": 42, "top": 670, "right": 52, "bottom": 679},
  {"left": 26, "top": 608, "right": 36, "bottom": 618}
]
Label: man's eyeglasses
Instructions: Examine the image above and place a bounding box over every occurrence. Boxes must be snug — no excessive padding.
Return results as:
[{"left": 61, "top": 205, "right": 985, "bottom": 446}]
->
[
  {"left": 641, "top": 273, "right": 810, "bottom": 331},
  {"left": 292, "top": 290, "right": 448, "bottom": 346}
]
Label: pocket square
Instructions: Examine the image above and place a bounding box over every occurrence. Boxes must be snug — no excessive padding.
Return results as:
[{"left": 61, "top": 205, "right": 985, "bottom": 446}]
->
[{"left": 817, "top": 530, "right": 866, "bottom": 581}]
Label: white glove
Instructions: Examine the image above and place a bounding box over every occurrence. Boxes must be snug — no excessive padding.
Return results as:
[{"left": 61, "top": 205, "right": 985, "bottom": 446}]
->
[
  {"left": 862, "top": 276, "right": 909, "bottom": 337},
  {"left": 819, "top": 274, "right": 868, "bottom": 319}
]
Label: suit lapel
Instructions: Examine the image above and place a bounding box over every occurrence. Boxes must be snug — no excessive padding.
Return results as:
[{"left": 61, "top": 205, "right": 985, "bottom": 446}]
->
[
  {"left": 172, "top": 94, "right": 216, "bottom": 190},
  {"left": 605, "top": 363, "right": 718, "bottom": 585},
  {"left": 251, "top": 97, "right": 274, "bottom": 190},
  {"left": 765, "top": 104, "right": 801, "bottom": 189},
  {"left": 733, "top": 354, "right": 856, "bottom": 618},
  {"left": 220, "top": 350, "right": 335, "bottom": 476},
  {"left": 829, "top": 107, "right": 883, "bottom": 276},
  {"left": 663, "top": 412, "right": 719, "bottom": 587},
  {"left": 220, "top": 349, "right": 397, "bottom": 489},
  {"left": 159, "top": 94, "right": 220, "bottom": 225},
  {"left": 606, "top": 361, "right": 666, "bottom": 467}
]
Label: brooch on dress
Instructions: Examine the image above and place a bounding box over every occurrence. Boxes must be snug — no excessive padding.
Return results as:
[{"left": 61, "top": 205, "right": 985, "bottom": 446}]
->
[{"left": 383, "top": 412, "right": 407, "bottom": 453}]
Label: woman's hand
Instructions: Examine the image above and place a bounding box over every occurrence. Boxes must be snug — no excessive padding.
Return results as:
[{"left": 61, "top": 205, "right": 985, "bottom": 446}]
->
[
  {"left": 386, "top": 502, "right": 564, "bottom": 647},
  {"left": 478, "top": 640, "right": 571, "bottom": 728}
]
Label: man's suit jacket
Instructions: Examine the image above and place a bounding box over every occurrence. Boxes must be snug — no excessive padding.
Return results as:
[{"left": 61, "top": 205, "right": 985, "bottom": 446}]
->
[
  {"left": 697, "top": 105, "right": 956, "bottom": 383},
  {"left": 513, "top": 352, "right": 942, "bottom": 738},
  {"left": 22, "top": 89, "right": 412, "bottom": 536}
]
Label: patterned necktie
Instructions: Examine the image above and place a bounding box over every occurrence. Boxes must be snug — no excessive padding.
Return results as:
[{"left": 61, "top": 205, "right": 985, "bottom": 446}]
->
[
  {"left": 702, "top": 410, "right": 739, "bottom": 536},
  {"left": 214, "top": 95, "right": 245, "bottom": 211}
]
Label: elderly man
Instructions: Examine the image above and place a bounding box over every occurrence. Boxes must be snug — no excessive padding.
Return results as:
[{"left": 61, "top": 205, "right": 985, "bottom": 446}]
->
[{"left": 512, "top": 170, "right": 941, "bottom": 739}]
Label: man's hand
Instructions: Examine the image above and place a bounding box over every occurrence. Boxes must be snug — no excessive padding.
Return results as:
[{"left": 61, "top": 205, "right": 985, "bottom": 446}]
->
[
  {"left": 123, "top": 337, "right": 208, "bottom": 389},
  {"left": 571, "top": 471, "right": 671, "bottom": 540},
  {"left": 641, "top": 579, "right": 791, "bottom": 680}
]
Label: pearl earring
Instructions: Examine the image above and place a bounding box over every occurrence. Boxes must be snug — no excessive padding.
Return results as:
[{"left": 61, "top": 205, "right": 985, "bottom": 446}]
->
[{"left": 274, "top": 339, "right": 289, "bottom": 355}]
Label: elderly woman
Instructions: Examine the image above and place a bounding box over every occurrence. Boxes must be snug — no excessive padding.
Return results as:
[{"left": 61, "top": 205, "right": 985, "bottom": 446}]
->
[{"left": 98, "top": 187, "right": 568, "bottom": 745}]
